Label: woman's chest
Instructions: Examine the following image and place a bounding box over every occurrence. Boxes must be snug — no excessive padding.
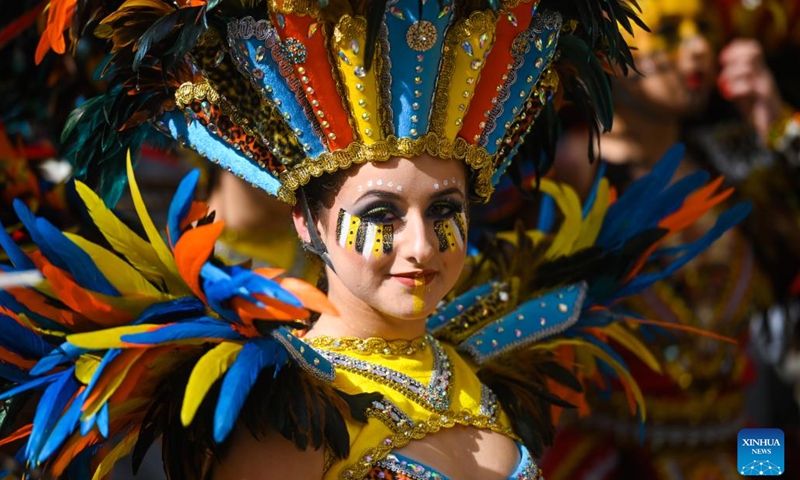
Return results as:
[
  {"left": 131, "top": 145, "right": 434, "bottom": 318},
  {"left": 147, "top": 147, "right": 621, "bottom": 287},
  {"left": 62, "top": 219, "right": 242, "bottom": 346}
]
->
[{"left": 311, "top": 338, "right": 541, "bottom": 480}]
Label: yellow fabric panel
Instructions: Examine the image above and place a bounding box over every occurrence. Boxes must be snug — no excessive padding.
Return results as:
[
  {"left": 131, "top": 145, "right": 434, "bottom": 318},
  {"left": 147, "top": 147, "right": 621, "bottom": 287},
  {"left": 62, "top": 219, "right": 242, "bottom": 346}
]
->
[
  {"left": 322, "top": 342, "right": 515, "bottom": 480},
  {"left": 433, "top": 11, "right": 497, "bottom": 141},
  {"left": 332, "top": 16, "right": 383, "bottom": 144}
]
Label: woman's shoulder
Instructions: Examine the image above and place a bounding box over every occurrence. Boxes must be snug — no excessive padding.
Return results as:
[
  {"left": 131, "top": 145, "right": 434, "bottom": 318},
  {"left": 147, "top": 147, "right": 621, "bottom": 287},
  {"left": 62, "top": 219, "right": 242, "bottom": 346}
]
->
[{"left": 211, "top": 424, "right": 326, "bottom": 480}]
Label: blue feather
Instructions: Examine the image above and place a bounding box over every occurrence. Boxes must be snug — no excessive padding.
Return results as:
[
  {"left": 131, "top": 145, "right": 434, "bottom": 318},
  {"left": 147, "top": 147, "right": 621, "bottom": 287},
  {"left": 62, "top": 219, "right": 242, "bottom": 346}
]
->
[
  {"left": 167, "top": 169, "right": 201, "bottom": 248},
  {"left": 97, "top": 402, "right": 110, "bottom": 438},
  {"left": 582, "top": 161, "right": 606, "bottom": 220},
  {"left": 121, "top": 318, "right": 242, "bottom": 344},
  {"left": 80, "top": 349, "right": 121, "bottom": 423},
  {"left": 79, "top": 410, "right": 96, "bottom": 436},
  {"left": 26, "top": 368, "right": 80, "bottom": 464},
  {"left": 31, "top": 343, "right": 87, "bottom": 376},
  {"left": 38, "top": 390, "right": 85, "bottom": 461},
  {"left": 0, "top": 288, "right": 70, "bottom": 334},
  {"left": 12, "top": 200, "right": 70, "bottom": 273},
  {"left": 132, "top": 296, "right": 206, "bottom": 326},
  {"left": 0, "top": 311, "right": 53, "bottom": 359},
  {"left": 33, "top": 217, "right": 120, "bottom": 296},
  {"left": 618, "top": 202, "right": 752, "bottom": 297},
  {"left": 213, "top": 338, "right": 287, "bottom": 442},
  {"left": 599, "top": 144, "right": 685, "bottom": 245},
  {"left": 642, "top": 171, "right": 709, "bottom": 223},
  {"left": 537, "top": 194, "right": 556, "bottom": 233},
  {"left": 0, "top": 372, "right": 61, "bottom": 402},
  {"left": 0, "top": 219, "right": 35, "bottom": 270},
  {"left": 0, "top": 362, "right": 31, "bottom": 383}
]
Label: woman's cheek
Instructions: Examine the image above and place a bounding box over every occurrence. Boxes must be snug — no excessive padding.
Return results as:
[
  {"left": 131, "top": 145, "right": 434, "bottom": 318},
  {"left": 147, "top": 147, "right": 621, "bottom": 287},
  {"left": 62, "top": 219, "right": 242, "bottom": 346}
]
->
[
  {"left": 335, "top": 208, "right": 394, "bottom": 260},
  {"left": 433, "top": 211, "right": 468, "bottom": 252}
]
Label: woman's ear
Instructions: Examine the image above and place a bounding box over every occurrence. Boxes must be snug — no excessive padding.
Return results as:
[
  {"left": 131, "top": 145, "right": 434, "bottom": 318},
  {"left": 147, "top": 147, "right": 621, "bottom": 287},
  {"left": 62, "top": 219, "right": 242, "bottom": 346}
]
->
[{"left": 291, "top": 204, "right": 313, "bottom": 244}]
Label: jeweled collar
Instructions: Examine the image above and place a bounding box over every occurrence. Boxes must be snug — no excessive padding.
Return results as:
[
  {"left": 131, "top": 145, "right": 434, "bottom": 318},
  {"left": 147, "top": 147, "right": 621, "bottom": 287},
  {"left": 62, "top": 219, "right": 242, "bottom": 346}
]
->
[
  {"left": 305, "top": 334, "right": 431, "bottom": 356},
  {"left": 310, "top": 334, "right": 453, "bottom": 412}
]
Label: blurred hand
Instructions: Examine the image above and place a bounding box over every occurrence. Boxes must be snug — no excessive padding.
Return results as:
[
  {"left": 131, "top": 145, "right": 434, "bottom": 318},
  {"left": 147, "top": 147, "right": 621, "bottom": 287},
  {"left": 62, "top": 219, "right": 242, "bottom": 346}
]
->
[{"left": 718, "top": 39, "right": 785, "bottom": 143}]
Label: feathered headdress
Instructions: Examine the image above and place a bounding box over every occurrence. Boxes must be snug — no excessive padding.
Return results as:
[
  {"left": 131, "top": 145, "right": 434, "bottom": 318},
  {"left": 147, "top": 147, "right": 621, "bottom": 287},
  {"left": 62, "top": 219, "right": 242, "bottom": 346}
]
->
[{"left": 38, "top": 0, "right": 643, "bottom": 205}]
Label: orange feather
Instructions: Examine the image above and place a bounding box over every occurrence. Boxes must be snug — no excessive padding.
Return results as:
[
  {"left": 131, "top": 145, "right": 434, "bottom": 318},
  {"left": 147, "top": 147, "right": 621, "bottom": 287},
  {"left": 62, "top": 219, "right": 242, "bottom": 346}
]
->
[
  {"left": 173, "top": 221, "right": 226, "bottom": 303},
  {"left": 0, "top": 423, "right": 32, "bottom": 447},
  {"left": 0, "top": 345, "right": 38, "bottom": 369},
  {"left": 276, "top": 277, "right": 339, "bottom": 316},
  {"left": 35, "top": 0, "right": 77, "bottom": 64},
  {"left": 82, "top": 349, "right": 147, "bottom": 412},
  {"left": 623, "top": 317, "right": 738, "bottom": 345},
  {"left": 35, "top": 258, "right": 133, "bottom": 327}
]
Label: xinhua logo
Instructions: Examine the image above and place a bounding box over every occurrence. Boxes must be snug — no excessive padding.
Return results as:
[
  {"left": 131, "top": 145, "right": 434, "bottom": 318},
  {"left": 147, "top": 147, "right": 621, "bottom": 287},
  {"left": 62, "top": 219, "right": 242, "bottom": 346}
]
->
[{"left": 738, "top": 428, "right": 784, "bottom": 476}]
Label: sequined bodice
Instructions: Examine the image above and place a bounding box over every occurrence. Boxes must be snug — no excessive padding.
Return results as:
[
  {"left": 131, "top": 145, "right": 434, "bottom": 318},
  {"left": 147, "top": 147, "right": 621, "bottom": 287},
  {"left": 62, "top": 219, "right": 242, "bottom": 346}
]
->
[{"left": 305, "top": 336, "right": 543, "bottom": 480}]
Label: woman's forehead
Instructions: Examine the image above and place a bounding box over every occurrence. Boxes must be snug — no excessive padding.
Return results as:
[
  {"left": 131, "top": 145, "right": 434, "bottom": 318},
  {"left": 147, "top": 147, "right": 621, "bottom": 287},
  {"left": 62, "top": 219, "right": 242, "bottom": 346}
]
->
[{"left": 339, "top": 156, "right": 467, "bottom": 198}]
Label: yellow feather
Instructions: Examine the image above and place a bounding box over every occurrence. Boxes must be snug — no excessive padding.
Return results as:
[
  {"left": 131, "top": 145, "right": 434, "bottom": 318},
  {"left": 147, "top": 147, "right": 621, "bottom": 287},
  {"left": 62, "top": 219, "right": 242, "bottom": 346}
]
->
[
  {"left": 125, "top": 152, "right": 191, "bottom": 295},
  {"left": 574, "top": 178, "right": 610, "bottom": 251},
  {"left": 62, "top": 233, "right": 166, "bottom": 298},
  {"left": 75, "top": 355, "right": 102, "bottom": 384},
  {"left": 75, "top": 181, "right": 168, "bottom": 286},
  {"left": 67, "top": 325, "right": 157, "bottom": 350},
  {"left": 603, "top": 323, "right": 663, "bottom": 374},
  {"left": 181, "top": 342, "right": 242, "bottom": 427},
  {"left": 91, "top": 431, "right": 138, "bottom": 480},
  {"left": 539, "top": 180, "right": 583, "bottom": 258}
]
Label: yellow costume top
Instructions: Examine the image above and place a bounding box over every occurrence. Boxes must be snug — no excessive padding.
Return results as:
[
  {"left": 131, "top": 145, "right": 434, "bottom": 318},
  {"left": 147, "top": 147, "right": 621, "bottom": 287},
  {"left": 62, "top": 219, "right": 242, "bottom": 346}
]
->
[{"left": 307, "top": 335, "right": 542, "bottom": 480}]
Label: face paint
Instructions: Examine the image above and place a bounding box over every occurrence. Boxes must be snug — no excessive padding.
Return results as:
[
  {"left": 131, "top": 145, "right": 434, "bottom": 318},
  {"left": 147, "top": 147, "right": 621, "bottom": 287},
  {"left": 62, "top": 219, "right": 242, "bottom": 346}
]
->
[
  {"left": 336, "top": 209, "right": 394, "bottom": 258},
  {"left": 434, "top": 210, "right": 468, "bottom": 252},
  {"left": 412, "top": 276, "right": 426, "bottom": 315}
]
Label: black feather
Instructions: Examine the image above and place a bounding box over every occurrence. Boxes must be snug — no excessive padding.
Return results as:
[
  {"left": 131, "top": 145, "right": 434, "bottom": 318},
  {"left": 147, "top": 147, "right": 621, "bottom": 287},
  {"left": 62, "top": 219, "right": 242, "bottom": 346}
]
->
[{"left": 363, "top": 0, "right": 388, "bottom": 72}]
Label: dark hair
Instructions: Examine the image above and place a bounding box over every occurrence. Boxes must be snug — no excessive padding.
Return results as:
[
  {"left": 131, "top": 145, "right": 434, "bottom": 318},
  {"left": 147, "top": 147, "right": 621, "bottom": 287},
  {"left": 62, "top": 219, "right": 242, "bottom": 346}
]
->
[{"left": 299, "top": 169, "right": 349, "bottom": 218}]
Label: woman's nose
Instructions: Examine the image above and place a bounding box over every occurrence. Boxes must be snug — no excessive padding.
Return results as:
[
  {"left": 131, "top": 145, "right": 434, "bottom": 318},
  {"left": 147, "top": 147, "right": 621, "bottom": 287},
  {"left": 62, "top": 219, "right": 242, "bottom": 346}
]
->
[{"left": 400, "top": 213, "right": 436, "bottom": 265}]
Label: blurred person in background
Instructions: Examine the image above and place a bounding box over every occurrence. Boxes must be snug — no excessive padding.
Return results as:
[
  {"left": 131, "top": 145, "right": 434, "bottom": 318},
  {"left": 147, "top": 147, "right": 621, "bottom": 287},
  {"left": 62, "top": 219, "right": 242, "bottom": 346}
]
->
[{"left": 539, "top": 0, "right": 800, "bottom": 478}]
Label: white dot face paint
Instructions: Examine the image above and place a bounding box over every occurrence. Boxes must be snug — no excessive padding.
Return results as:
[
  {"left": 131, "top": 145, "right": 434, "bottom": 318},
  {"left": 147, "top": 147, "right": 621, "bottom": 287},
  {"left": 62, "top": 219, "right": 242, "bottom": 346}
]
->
[
  {"left": 432, "top": 177, "right": 462, "bottom": 190},
  {"left": 355, "top": 180, "right": 404, "bottom": 197}
]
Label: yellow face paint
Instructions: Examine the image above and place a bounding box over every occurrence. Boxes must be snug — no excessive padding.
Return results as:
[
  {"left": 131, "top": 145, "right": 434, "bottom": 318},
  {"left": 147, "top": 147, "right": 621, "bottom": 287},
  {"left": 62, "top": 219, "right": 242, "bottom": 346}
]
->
[
  {"left": 434, "top": 211, "right": 468, "bottom": 252},
  {"left": 412, "top": 276, "right": 425, "bottom": 315},
  {"left": 336, "top": 209, "right": 393, "bottom": 258}
]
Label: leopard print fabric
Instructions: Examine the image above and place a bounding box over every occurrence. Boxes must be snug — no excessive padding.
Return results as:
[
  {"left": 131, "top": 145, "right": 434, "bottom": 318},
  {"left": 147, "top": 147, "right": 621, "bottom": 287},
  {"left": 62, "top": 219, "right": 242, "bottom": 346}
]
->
[
  {"left": 192, "top": 28, "right": 307, "bottom": 166},
  {"left": 186, "top": 100, "right": 284, "bottom": 174}
]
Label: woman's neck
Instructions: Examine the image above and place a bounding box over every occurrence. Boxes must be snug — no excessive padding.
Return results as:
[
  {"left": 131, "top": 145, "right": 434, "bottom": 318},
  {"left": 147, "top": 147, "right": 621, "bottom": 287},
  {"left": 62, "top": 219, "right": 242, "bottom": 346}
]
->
[{"left": 308, "top": 276, "right": 428, "bottom": 341}]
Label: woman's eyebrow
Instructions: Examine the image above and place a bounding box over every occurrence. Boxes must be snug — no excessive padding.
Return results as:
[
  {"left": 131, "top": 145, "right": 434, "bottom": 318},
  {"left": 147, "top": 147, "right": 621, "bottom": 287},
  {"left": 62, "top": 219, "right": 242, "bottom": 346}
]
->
[
  {"left": 355, "top": 189, "right": 403, "bottom": 204},
  {"left": 432, "top": 187, "right": 465, "bottom": 200},
  {"left": 354, "top": 186, "right": 465, "bottom": 204}
]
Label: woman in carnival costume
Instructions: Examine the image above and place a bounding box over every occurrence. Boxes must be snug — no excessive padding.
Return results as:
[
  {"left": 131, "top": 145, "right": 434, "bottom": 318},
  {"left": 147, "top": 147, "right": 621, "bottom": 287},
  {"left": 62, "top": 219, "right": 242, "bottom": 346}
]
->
[{"left": 0, "top": 0, "right": 749, "bottom": 479}]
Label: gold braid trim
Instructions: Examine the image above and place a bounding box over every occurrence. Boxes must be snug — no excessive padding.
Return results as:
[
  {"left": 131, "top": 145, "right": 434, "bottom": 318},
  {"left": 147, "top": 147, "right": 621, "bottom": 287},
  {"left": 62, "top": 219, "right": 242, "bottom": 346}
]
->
[
  {"left": 339, "top": 410, "right": 517, "bottom": 480},
  {"left": 174, "top": 81, "right": 264, "bottom": 144},
  {"left": 306, "top": 335, "right": 430, "bottom": 355},
  {"left": 500, "top": 0, "right": 540, "bottom": 9},
  {"left": 270, "top": 0, "right": 320, "bottom": 16},
  {"left": 430, "top": 10, "right": 497, "bottom": 138},
  {"left": 276, "top": 132, "right": 495, "bottom": 204}
]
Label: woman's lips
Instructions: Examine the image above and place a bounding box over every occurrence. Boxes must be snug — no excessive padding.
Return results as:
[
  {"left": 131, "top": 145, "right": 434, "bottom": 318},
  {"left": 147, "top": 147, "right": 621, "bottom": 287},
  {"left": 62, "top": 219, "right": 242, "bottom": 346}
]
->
[
  {"left": 686, "top": 71, "right": 706, "bottom": 89},
  {"left": 391, "top": 271, "right": 436, "bottom": 287}
]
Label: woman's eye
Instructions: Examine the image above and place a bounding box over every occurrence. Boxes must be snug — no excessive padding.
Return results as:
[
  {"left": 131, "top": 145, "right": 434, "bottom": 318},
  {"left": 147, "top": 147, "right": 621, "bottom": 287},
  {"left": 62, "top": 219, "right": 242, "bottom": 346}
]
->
[
  {"left": 360, "top": 205, "right": 397, "bottom": 223},
  {"left": 428, "top": 201, "right": 462, "bottom": 219}
]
